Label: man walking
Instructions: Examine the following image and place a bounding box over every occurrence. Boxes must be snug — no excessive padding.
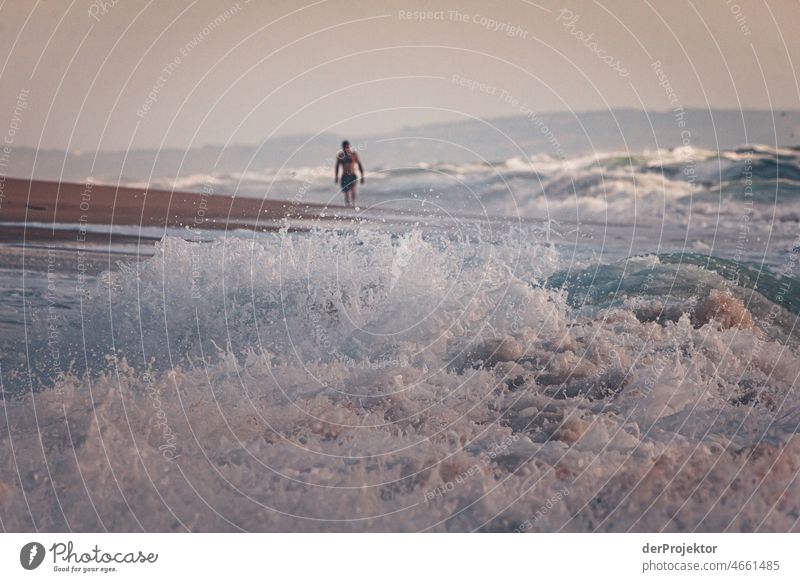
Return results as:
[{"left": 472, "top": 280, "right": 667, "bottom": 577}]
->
[{"left": 335, "top": 140, "right": 364, "bottom": 207}]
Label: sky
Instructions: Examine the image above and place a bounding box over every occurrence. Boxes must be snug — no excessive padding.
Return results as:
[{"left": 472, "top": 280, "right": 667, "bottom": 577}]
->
[{"left": 1, "top": 0, "right": 798, "bottom": 152}]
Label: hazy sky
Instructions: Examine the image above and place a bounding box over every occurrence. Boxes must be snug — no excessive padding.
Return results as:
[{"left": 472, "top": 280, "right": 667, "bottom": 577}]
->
[{"left": 1, "top": 0, "right": 798, "bottom": 151}]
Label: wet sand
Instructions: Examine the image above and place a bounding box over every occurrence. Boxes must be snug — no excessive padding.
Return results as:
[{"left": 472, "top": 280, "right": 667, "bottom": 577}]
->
[{"left": 0, "top": 176, "right": 335, "bottom": 233}]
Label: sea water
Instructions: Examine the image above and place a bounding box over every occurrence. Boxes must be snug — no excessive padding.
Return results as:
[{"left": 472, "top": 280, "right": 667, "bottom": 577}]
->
[{"left": 1, "top": 145, "right": 798, "bottom": 532}]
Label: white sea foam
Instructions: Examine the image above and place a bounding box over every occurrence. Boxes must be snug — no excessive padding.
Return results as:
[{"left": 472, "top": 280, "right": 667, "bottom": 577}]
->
[
  {"left": 1, "top": 227, "right": 798, "bottom": 531},
  {"left": 110, "top": 145, "right": 800, "bottom": 233}
]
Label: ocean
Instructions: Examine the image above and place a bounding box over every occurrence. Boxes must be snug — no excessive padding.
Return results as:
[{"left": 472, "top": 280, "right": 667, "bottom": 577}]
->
[{"left": 1, "top": 144, "right": 798, "bottom": 531}]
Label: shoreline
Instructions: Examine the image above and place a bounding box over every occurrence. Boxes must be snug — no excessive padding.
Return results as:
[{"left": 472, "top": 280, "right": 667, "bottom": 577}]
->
[
  {"left": 0, "top": 176, "right": 507, "bottom": 246},
  {"left": 0, "top": 176, "right": 340, "bottom": 234}
]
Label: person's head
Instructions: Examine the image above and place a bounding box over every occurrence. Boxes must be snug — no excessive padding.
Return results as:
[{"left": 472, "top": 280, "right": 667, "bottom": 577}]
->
[{"left": 342, "top": 140, "right": 351, "bottom": 152}]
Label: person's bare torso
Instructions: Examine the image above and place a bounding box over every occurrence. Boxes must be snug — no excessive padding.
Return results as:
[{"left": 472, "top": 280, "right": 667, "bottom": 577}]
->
[{"left": 338, "top": 150, "right": 359, "bottom": 174}]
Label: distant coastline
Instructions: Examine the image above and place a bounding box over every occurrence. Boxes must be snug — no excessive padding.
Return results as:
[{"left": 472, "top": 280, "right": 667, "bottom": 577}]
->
[{"left": 3, "top": 109, "right": 798, "bottom": 184}]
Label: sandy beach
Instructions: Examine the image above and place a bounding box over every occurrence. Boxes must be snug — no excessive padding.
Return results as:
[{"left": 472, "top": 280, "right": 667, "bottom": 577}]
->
[{"left": 0, "top": 176, "right": 336, "bottom": 235}]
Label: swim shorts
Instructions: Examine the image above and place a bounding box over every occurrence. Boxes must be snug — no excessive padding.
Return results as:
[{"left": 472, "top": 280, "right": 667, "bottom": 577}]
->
[{"left": 341, "top": 173, "right": 358, "bottom": 192}]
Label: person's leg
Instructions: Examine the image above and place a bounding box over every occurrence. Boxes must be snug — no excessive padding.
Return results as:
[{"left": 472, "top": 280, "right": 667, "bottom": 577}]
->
[
  {"left": 342, "top": 176, "right": 354, "bottom": 206},
  {"left": 349, "top": 184, "right": 357, "bottom": 207}
]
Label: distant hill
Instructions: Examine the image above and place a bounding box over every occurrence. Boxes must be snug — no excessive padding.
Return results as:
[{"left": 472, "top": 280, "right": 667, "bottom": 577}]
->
[{"left": 5, "top": 109, "right": 799, "bottom": 184}]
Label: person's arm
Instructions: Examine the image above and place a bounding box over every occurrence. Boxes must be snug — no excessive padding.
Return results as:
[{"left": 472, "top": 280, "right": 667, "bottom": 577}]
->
[
  {"left": 335, "top": 155, "right": 340, "bottom": 183},
  {"left": 356, "top": 155, "right": 365, "bottom": 183}
]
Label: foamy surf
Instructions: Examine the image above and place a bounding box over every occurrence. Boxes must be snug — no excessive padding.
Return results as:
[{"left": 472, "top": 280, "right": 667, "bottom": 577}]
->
[{"left": 1, "top": 226, "right": 798, "bottom": 531}]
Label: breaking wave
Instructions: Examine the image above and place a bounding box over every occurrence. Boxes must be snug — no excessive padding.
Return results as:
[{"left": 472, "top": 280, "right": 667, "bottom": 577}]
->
[
  {"left": 2, "top": 227, "right": 799, "bottom": 531},
  {"left": 116, "top": 144, "right": 800, "bottom": 226}
]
